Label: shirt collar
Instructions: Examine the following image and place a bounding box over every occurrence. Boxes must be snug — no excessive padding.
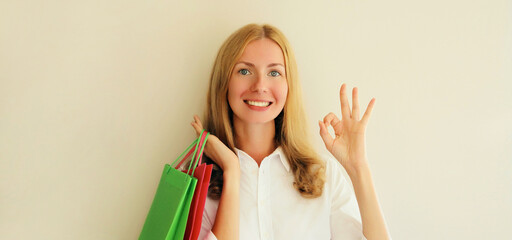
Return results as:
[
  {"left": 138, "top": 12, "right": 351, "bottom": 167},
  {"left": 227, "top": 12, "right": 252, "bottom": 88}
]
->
[{"left": 235, "top": 146, "right": 291, "bottom": 172}]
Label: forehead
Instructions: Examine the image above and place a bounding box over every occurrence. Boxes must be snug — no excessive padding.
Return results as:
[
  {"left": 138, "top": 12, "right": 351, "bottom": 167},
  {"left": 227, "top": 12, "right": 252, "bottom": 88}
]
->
[{"left": 237, "top": 38, "right": 285, "bottom": 65}]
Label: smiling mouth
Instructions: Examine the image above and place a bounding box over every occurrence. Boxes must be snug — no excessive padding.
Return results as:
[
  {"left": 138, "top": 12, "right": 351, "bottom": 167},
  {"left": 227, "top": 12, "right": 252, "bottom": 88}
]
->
[{"left": 244, "top": 100, "right": 272, "bottom": 107}]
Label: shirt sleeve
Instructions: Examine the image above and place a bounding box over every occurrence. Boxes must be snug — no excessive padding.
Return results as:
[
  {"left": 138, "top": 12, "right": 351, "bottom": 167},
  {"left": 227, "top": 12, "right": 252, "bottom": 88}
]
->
[
  {"left": 325, "top": 155, "right": 366, "bottom": 240},
  {"left": 198, "top": 196, "right": 218, "bottom": 240}
]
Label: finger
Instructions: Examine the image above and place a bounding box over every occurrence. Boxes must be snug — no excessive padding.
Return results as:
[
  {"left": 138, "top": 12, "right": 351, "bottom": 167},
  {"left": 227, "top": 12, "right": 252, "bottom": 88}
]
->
[
  {"left": 339, "top": 83, "right": 352, "bottom": 119},
  {"left": 193, "top": 115, "right": 204, "bottom": 129},
  {"left": 352, "top": 87, "right": 360, "bottom": 121},
  {"left": 190, "top": 122, "right": 202, "bottom": 136},
  {"left": 318, "top": 121, "right": 334, "bottom": 151},
  {"left": 191, "top": 115, "right": 204, "bottom": 136},
  {"left": 323, "top": 112, "right": 341, "bottom": 128},
  {"left": 361, "top": 98, "right": 376, "bottom": 126}
]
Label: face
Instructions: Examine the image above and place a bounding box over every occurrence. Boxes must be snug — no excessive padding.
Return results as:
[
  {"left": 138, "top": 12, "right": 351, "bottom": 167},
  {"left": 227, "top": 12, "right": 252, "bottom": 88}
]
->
[{"left": 227, "top": 38, "right": 288, "bottom": 125}]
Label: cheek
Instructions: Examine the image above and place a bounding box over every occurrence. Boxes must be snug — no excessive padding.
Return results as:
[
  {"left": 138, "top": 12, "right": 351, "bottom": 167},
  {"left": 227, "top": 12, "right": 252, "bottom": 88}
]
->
[
  {"left": 275, "top": 82, "right": 289, "bottom": 103},
  {"left": 227, "top": 88, "right": 237, "bottom": 107},
  {"left": 227, "top": 79, "right": 245, "bottom": 104}
]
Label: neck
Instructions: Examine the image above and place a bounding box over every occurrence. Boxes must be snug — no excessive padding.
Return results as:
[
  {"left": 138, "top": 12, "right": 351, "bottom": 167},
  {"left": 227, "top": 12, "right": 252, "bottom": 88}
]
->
[{"left": 233, "top": 117, "right": 277, "bottom": 166}]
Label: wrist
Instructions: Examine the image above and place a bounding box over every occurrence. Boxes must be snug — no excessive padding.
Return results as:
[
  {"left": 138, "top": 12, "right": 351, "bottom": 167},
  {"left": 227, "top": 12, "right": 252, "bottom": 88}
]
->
[{"left": 345, "top": 159, "right": 371, "bottom": 180}]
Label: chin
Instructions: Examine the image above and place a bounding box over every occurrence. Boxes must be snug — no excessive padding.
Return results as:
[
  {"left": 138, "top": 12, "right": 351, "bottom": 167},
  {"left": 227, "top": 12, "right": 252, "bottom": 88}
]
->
[
  {"left": 235, "top": 112, "right": 281, "bottom": 125},
  {"left": 243, "top": 117, "right": 276, "bottom": 124}
]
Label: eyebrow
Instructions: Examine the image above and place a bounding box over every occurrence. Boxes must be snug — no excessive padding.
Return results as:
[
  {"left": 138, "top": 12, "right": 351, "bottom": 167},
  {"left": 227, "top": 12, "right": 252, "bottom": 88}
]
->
[{"left": 237, "top": 61, "right": 285, "bottom": 68}]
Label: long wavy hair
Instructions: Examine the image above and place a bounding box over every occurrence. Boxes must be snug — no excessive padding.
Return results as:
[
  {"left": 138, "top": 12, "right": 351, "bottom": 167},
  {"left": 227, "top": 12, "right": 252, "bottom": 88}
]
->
[{"left": 203, "top": 23, "right": 326, "bottom": 199}]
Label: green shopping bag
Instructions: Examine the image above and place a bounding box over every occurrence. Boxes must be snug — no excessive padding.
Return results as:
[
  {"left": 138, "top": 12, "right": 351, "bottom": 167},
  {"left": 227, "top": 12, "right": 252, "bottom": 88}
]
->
[{"left": 139, "top": 130, "right": 209, "bottom": 240}]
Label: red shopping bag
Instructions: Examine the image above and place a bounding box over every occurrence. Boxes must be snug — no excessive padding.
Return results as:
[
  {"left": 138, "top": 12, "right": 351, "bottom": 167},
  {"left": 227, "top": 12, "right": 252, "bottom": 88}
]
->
[{"left": 177, "top": 131, "right": 213, "bottom": 240}]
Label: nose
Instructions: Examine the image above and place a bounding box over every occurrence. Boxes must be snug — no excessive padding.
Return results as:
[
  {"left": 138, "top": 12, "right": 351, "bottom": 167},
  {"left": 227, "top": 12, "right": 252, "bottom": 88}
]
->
[{"left": 250, "top": 73, "right": 268, "bottom": 93}]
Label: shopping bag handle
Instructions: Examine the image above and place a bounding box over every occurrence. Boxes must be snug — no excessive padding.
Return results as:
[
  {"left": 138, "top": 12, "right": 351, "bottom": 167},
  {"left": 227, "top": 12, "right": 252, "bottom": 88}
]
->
[
  {"left": 171, "top": 138, "right": 198, "bottom": 170},
  {"left": 170, "top": 130, "right": 209, "bottom": 175},
  {"left": 174, "top": 141, "right": 198, "bottom": 170},
  {"left": 187, "top": 130, "right": 209, "bottom": 176},
  {"left": 174, "top": 130, "right": 208, "bottom": 169}
]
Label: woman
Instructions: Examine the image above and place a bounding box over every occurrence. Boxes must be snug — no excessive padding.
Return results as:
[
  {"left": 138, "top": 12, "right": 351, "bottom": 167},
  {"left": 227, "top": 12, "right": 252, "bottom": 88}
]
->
[{"left": 190, "top": 23, "right": 390, "bottom": 240}]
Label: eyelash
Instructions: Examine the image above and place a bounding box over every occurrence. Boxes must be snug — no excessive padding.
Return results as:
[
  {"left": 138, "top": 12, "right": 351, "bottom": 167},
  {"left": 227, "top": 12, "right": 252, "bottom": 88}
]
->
[
  {"left": 269, "top": 71, "right": 281, "bottom": 77},
  {"left": 238, "top": 69, "right": 251, "bottom": 75},
  {"left": 238, "top": 69, "right": 282, "bottom": 77}
]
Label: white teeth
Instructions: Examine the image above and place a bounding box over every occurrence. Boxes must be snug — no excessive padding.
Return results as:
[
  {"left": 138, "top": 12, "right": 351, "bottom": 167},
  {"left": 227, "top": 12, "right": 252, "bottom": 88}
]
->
[{"left": 246, "top": 100, "right": 270, "bottom": 107}]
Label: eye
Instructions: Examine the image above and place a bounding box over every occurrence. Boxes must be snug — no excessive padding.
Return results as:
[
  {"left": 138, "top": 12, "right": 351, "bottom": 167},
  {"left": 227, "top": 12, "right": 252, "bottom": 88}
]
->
[
  {"left": 269, "top": 71, "right": 281, "bottom": 77},
  {"left": 238, "top": 69, "right": 250, "bottom": 75}
]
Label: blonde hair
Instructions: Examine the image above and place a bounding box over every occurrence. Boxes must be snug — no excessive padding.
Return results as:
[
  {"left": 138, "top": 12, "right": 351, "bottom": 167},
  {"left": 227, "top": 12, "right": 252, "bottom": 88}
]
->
[{"left": 204, "top": 23, "right": 325, "bottom": 199}]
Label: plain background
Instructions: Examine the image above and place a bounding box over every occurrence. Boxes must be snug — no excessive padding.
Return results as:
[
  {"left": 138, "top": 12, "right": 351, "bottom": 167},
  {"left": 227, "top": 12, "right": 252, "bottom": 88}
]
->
[{"left": 1, "top": 0, "right": 511, "bottom": 239}]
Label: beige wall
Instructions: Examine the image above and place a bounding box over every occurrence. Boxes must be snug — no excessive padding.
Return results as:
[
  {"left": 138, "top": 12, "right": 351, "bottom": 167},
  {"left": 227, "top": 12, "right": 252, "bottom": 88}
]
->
[{"left": 1, "top": 0, "right": 511, "bottom": 239}]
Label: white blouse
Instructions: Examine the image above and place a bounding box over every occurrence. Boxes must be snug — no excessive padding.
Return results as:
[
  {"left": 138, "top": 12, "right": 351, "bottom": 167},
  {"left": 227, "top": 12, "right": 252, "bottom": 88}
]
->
[{"left": 199, "top": 147, "right": 367, "bottom": 240}]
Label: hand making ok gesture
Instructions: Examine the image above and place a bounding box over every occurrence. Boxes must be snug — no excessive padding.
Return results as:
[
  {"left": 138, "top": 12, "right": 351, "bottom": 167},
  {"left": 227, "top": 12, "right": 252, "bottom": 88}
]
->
[{"left": 319, "top": 83, "right": 376, "bottom": 176}]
